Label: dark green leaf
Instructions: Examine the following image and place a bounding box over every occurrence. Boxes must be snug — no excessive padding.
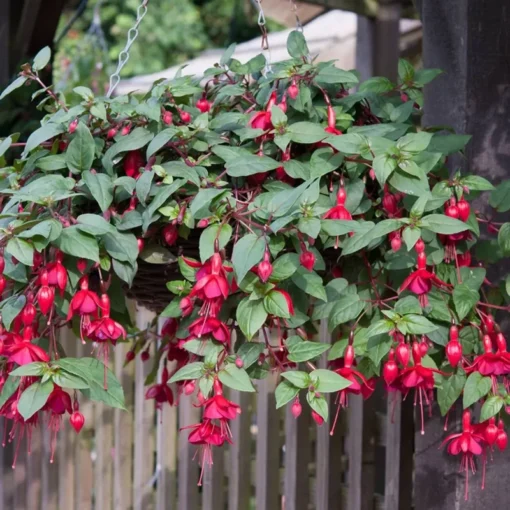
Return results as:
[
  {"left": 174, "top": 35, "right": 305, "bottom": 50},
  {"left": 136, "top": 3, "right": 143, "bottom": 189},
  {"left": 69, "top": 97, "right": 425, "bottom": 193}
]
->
[
  {"left": 1, "top": 295, "right": 26, "bottom": 330},
  {"left": 55, "top": 226, "right": 99, "bottom": 262},
  {"left": 82, "top": 171, "right": 113, "bottom": 212},
  {"left": 236, "top": 298, "right": 267, "bottom": 340},
  {"left": 33, "top": 46, "right": 51, "bottom": 71},
  {"left": 66, "top": 123, "right": 95, "bottom": 173},
  {"left": 287, "top": 341, "right": 330, "bottom": 363},
  {"left": 310, "top": 369, "right": 352, "bottom": 393},
  {"left": 453, "top": 283, "right": 479, "bottom": 321},
  {"left": 232, "top": 234, "right": 266, "bottom": 284},
  {"left": 263, "top": 290, "right": 292, "bottom": 318},
  {"left": 287, "top": 30, "right": 309, "bottom": 58},
  {"left": 226, "top": 154, "right": 280, "bottom": 177},
  {"left": 17, "top": 380, "right": 54, "bottom": 420},
  {"left": 6, "top": 238, "right": 33, "bottom": 266},
  {"left": 437, "top": 370, "right": 466, "bottom": 416},
  {"left": 281, "top": 371, "right": 310, "bottom": 388},
  {"left": 199, "top": 224, "right": 232, "bottom": 263},
  {"left": 463, "top": 372, "right": 492, "bottom": 408},
  {"left": 328, "top": 296, "right": 364, "bottom": 331},
  {"left": 480, "top": 396, "right": 504, "bottom": 422},
  {"left": 275, "top": 381, "right": 300, "bottom": 409},
  {"left": 292, "top": 267, "right": 327, "bottom": 302},
  {"left": 0, "top": 76, "right": 27, "bottom": 101},
  {"left": 421, "top": 214, "right": 469, "bottom": 235},
  {"left": 218, "top": 364, "right": 255, "bottom": 392},
  {"left": 287, "top": 122, "right": 327, "bottom": 144}
]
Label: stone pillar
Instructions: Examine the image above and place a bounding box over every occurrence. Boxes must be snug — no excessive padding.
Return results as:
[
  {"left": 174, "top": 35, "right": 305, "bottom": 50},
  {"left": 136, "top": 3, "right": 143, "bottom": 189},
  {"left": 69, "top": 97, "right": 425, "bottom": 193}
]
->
[{"left": 416, "top": 1, "right": 510, "bottom": 508}]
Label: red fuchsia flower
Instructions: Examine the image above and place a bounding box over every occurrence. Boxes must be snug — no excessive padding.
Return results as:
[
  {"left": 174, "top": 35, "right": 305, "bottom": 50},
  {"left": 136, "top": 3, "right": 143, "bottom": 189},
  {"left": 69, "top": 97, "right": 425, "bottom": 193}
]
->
[
  {"left": 180, "top": 110, "right": 192, "bottom": 124},
  {"left": 496, "top": 419, "right": 508, "bottom": 451},
  {"left": 196, "top": 96, "right": 211, "bottom": 113},
  {"left": 311, "top": 410, "right": 325, "bottom": 425},
  {"left": 382, "top": 186, "right": 400, "bottom": 217},
  {"left": 323, "top": 187, "right": 352, "bottom": 220},
  {"left": 389, "top": 231, "right": 402, "bottom": 252},
  {"left": 180, "top": 296, "right": 194, "bottom": 316},
  {"left": 7, "top": 336, "right": 49, "bottom": 366},
  {"left": 457, "top": 251, "right": 472, "bottom": 267},
  {"left": 257, "top": 251, "right": 273, "bottom": 283},
  {"left": 446, "top": 324, "right": 463, "bottom": 368},
  {"left": 202, "top": 380, "right": 241, "bottom": 420},
  {"left": 145, "top": 366, "right": 174, "bottom": 410},
  {"left": 123, "top": 150, "right": 145, "bottom": 178},
  {"left": 162, "top": 111, "right": 173, "bottom": 125},
  {"left": 43, "top": 386, "right": 72, "bottom": 463},
  {"left": 457, "top": 197, "right": 471, "bottom": 222},
  {"left": 395, "top": 339, "right": 410, "bottom": 367},
  {"left": 67, "top": 276, "right": 102, "bottom": 341},
  {"left": 45, "top": 251, "right": 68, "bottom": 296},
  {"left": 393, "top": 342, "right": 442, "bottom": 434},
  {"left": 399, "top": 251, "right": 447, "bottom": 307},
  {"left": 37, "top": 270, "right": 55, "bottom": 315},
  {"left": 20, "top": 302, "right": 36, "bottom": 326},
  {"left": 249, "top": 111, "right": 272, "bottom": 130},
  {"left": 185, "top": 316, "right": 231, "bottom": 347},
  {"left": 161, "top": 318, "right": 178, "bottom": 338},
  {"left": 69, "top": 118, "right": 78, "bottom": 134},
  {"left": 466, "top": 334, "right": 510, "bottom": 383},
  {"left": 441, "top": 410, "right": 485, "bottom": 500},
  {"left": 325, "top": 104, "right": 342, "bottom": 135},
  {"left": 383, "top": 349, "right": 399, "bottom": 385},
  {"left": 300, "top": 249, "right": 316, "bottom": 271},
  {"left": 185, "top": 419, "right": 231, "bottom": 485}
]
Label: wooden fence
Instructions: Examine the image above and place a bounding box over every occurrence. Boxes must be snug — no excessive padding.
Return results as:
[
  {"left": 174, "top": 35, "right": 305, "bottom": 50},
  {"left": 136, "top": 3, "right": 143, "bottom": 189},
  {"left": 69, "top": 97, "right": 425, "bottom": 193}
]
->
[{"left": 0, "top": 306, "right": 417, "bottom": 510}]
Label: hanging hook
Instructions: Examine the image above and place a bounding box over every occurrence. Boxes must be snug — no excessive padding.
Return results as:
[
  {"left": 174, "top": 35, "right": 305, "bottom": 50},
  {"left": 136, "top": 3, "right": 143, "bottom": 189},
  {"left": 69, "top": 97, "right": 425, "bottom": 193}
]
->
[
  {"left": 288, "top": 0, "right": 304, "bottom": 32},
  {"left": 106, "top": 0, "right": 151, "bottom": 98},
  {"left": 252, "top": 0, "right": 272, "bottom": 74}
]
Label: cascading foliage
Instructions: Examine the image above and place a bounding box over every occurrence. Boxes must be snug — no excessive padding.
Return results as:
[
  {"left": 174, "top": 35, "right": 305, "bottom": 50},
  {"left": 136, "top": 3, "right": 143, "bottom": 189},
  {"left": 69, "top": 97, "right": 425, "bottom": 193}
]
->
[{"left": 1, "top": 32, "right": 510, "bottom": 496}]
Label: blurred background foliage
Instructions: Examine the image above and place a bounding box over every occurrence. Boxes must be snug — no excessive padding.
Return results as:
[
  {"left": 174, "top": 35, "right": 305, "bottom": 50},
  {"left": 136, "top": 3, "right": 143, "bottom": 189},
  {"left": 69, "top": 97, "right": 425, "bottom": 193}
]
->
[{"left": 1, "top": 0, "right": 283, "bottom": 138}]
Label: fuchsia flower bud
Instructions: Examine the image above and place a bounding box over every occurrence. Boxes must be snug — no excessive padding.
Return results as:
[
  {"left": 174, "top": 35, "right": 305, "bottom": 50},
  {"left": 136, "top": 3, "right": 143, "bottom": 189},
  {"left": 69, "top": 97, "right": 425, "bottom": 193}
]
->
[
  {"left": 383, "top": 349, "right": 399, "bottom": 385},
  {"left": 396, "top": 342, "right": 410, "bottom": 367},
  {"left": 390, "top": 232, "right": 402, "bottom": 252},
  {"left": 257, "top": 251, "right": 273, "bottom": 283},
  {"left": 70, "top": 411, "right": 85, "bottom": 433},
  {"left": 497, "top": 420, "right": 508, "bottom": 451},
  {"left": 291, "top": 397, "right": 302, "bottom": 418},
  {"left": 445, "top": 203, "right": 460, "bottom": 219},
  {"left": 311, "top": 410, "right": 324, "bottom": 426},
  {"left": 415, "top": 238, "right": 425, "bottom": 254},
  {"left": 21, "top": 303, "right": 36, "bottom": 326},
  {"left": 299, "top": 250, "right": 316, "bottom": 271},
  {"left": 0, "top": 275, "right": 6, "bottom": 295},
  {"left": 162, "top": 224, "right": 178, "bottom": 246},
  {"left": 162, "top": 111, "right": 173, "bottom": 125},
  {"left": 37, "top": 270, "right": 55, "bottom": 315},
  {"left": 446, "top": 325, "right": 462, "bottom": 368},
  {"left": 141, "top": 350, "right": 150, "bottom": 362},
  {"left": 123, "top": 150, "right": 145, "bottom": 178},
  {"left": 76, "top": 258, "right": 87, "bottom": 274},
  {"left": 484, "top": 417, "right": 498, "bottom": 446},
  {"left": 184, "top": 381, "right": 195, "bottom": 396},
  {"left": 121, "top": 124, "right": 131, "bottom": 136},
  {"left": 137, "top": 238, "right": 145, "bottom": 253},
  {"left": 457, "top": 198, "right": 470, "bottom": 222},
  {"left": 69, "top": 118, "right": 79, "bottom": 134},
  {"left": 180, "top": 110, "right": 191, "bottom": 124},
  {"left": 235, "top": 357, "right": 244, "bottom": 369},
  {"left": 0, "top": 255, "right": 5, "bottom": 274},
  {"left": 125, "top": 350, "right": 135, "bottom": 363},
  {"left": 196, "top": 97, "right": 211, "bottom": 113},
  {"left": 287, "top": 81, "right": 299, "bottom": 100},
  {"left": 107, "top": 128, "right": 117, "bottom": 139},
  {"left": 197, "top": 218, "right": 210, "bottom": 228}
]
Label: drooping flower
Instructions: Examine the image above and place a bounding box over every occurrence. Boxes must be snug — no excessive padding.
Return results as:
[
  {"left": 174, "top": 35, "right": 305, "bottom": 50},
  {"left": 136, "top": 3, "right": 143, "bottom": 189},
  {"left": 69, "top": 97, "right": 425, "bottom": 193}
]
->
[
  {"left": 466, "top": 334, "right": 510, "bottom": 381},
  {"left": 441, "top": 410, "right": 485, "bottom": 500},
  {"left": 67, "top": 276, "right": 102, "bottom": 340},
  {"left": 7, "top": 336, "right": 49, "bottom": 366},
  {"left": 202, "top": 381, "right": 241, "bottom": 420},
  {"left": 399, "top": 252, "right": 447, "bottom": 307},
  {"left": 145, "top": 366, "right": 174, "bottom": 410},
  {"left": 186, "top": 316, "right": 231, "bottom": 347},
  {"left": 45, "top": 251, "right": 68, "bottom": 296},
  {"left": 323, "top": 187, "right": 352, "bottom": 220},
  {"left": 43, "top": 386, "right": 73, "bottom": 463}
]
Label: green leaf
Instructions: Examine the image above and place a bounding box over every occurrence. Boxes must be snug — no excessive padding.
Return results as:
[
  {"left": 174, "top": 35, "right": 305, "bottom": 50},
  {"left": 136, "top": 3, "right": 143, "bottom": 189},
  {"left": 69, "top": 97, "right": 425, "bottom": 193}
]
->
[
  {"left": 490, "top": 181, "right": 510, "bottom": 212},
  {"left": 23, "top": 123, "right": 65, "bottom": 157},
  {"left": 389, "top": 168, "right": 429, "bottom": 196},
  {"left": 53, "top": 370, "right": 90, "bottom": 389},
  {"left": 1, "top": 295, "right": 26, "bottom": 330},
  {"left": 146, "top": 128, "right": 177, "bottom": 158},
  {"left": 0, "top": 376, "right": 20, "bottom": 409},
  {"left": 55, "top": 226, "right": 99, "bottom": 262},
  {"left": 218, "top": 364, "right": 255, "bottom": 392},
  {"left": 437, "top": 370, "right": 466, "bottom": 416},
  {"left": 66, "top": 123, "right": 95, "bottom": 173},
  {"left": 292, "top": 267, "right": 327, "bottom": 302},
  {"left": 103, "top": 231, "right": 138, "bottom": 264},
  {"left": 367, "top": 338, "right": 392, "bottom": 366},
  {"left": 325, "top": 133, "right": 367, "bottom": 154},
  {"left": 480, "top": 396, "right": 504, "bottom": 422},
  {"left": 226, "top": 154, "right": 280, "bottom": 177},
  {"left": 359, "top": 77, "right": 394, "bottom": 93},
  {"left": 373, "top": 154, "right": 397, "bottom": 184},
  {"left": 102, "top": 128, "right": 154, "bottom": 174},
  {"left": 263, "top": 290, "right": 292, "bottom": 318},
  {"left": 10, "top": 362, "right": 47, "bottom": 376},
  {"left": 397, "top": 132, "right": 433, "bottom": 153},
  {"left": 453, "top": 283, "right": 479, "bottom": 321},
  {"left": 236, "top": 298, "right": 267, "bottom": 340},
  {"left": 0, "top": 76, "right": 27, "bottom": 101},
  {"left": 306, "top": 392, "right": 329, "bottom": 421},
  {"left": 328, "top": 296, "right": 364, "bottom": 331},
  {"left": 365, "top": 319, "right": 394, "bottom": 338},
  {"left": 287, "top": 30, "right": 309, "bottom": 58},
  {"left": 281, "top": 371, "right": 310, "bottom": 388},
  {"left": 340, "top": 222, "right": 375, "bottom": 255},
  {"left": 199, "top": 224, "right": 232, "bottom": 263},
  {"left": 135, "top": 170, "right": 154, "bottom": 205},
  {"left": 395, "top": 296, "right": 422, "bottom": 316},
  {"left": 398, "top": 314, "right": 438, "bottom": 335},
  {"left": 310, "top": 369, "right": 352, "bottom": 393},
  {"left": 190, "top": 189, "right": 226, "bottom": 218},
  {"left": 76, "top": 214, "right": 115, "bottom": 235},
  {"left": 0, "top": 136, "right": 12, "bottom": 158},
  {"left": 17, "top": 380, "right": 54, "bottom": 420},
  {"left": 287, "top": 122, "right": 327, "bottom": 144},
  {"left": 498, "top": 223, "right": 510, "bottom": 255},
  {"left": 167, "top": 362, "right": 204, "bottom": 383},
  {"left": 33, "top": 46, "right": 51, "bottom": 71},
  {"left": 398, "top": 59, "right": 415, "bottom": 83},
  {"left": 232, "top": 234, "right": 266, "bottom": 284},
  {"left": 82, "top": 171, "right": 113, "bottom": 212},
  {"left": 463, "top": 372, "right": 492, "bottom": 408},
  {"left": 275, "top": 381, "right": 300, "bottom": 409},
  {"left": 6, "top": 238, "right": 33, "bottom": 266},
  {"left": 460, "top": 175, "right": 494, "bottom": 191},
  {"left": 428, "top": 134, "right": 472, "bottom": 155},
  {"left": 237, "top": 342, "right": 265, "bottom": 369},
  {"left": 421, "top": 214, "right": 469, "bottom": 235},
  {"left": 287, "top": 341, "right": 330, "bottom": 363},
  {"left": 271, "top": 253, "right": 300, "bottom": 281},
  {"left": 320, "top": 219, "right": 359, "bottom": 236},
  {"left": 316, "top": 67, "right": 358, "bottom": 85}
]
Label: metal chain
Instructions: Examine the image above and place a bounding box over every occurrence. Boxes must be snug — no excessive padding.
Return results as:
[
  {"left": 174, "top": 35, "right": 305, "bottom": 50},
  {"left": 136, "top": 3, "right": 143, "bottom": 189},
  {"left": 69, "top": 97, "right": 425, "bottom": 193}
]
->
[
  {"left": 106, "top": 0, "right": 150, "bottom": 98},
  {"left": 252, "top": 0, "right": 272, "bottom": 74},
  {"left": 289, "top": 0, "right": 303, "bottom": 32}
]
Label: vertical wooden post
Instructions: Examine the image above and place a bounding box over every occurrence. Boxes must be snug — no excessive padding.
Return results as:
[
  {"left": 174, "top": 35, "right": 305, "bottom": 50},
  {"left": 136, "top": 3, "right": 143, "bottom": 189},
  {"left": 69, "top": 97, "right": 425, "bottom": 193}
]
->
[
  {"left": 0, "top": 1, "right": 9, "bottom": 85},
  {"left": 228, "top": 391, "right": 252, "bottom": 510}
]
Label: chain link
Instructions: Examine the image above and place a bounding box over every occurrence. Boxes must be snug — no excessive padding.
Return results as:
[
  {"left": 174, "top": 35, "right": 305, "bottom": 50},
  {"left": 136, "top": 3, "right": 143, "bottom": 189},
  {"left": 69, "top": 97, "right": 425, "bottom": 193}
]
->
[
  {"left": 106, "top": 0, "right": 150, "bottom": 98},
  {"left": 288, "top": 0, "right": 303, "bottom": 32},
  {"left": 252, "top": 0, "right": 272, "bottom": 74}
]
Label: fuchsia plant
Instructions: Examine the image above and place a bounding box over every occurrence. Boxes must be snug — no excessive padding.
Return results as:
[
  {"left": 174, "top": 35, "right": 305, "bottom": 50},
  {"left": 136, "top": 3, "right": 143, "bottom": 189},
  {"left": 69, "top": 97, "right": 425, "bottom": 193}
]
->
[{"left": 1, "top": 32, "right": 510, "bottom": 497}]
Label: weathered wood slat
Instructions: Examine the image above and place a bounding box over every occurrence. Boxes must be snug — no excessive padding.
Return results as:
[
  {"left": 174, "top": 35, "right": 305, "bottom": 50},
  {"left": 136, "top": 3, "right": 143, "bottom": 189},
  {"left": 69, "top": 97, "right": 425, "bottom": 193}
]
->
[
  {"left": 95, "top": 403, "right": 113, "bottom": 510},
  {"left": 114, "top": 343, "right": 135, "bottom": 510},
  {"left": 346, "top": 396, "right": 363, "bottom": 510},
  {"left": 133, "top": 307, "right": 156, "bottom": 510},
  {"left": 384, "top": 395, "right": 401, "bottom": 510},
  {"left": 203, "top": 446, "right": 225, "bottom": 510},
  {"left": 13, "top": 443, "right": 27, "bottom": 510},
  {"left": 178, "top": 395, "right": 200, "bottom": 510},
  {"left": 228, "top": 391, "right": 252, "bottom": 510},
  {"left": 26, "top": 425, "right": 42, "bottom": 510},
  {"left": 284, "top": 401, "right": 311, "bottom": 510},
  {"left": 41, "top": 427, "right": 59, "bottom": 510},
  {"left": 255, "top": 374, "right": 280, "bottom": 510}
]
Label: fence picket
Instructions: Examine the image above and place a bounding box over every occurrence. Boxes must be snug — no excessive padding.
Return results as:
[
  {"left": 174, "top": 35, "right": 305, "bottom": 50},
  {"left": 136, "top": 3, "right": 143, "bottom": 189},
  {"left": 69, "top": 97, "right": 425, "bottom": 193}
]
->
[
  {"left": 13, "top": 443, "right": 27, "bottom": 510},
  {"left": 228, "top": 391, "right": 251, "bottom": 510},
  {"left": 26, "top": 425, "right": 42, "bottom": 510},
  {"left": 284, "top": 401, "right": 310, "bottom": 510},
  {"left": 255, "top": 374, "right": 280, "bottom": 510},
  {"left": 178, "top": 395, "right": 200, "bottom": 510},
  {"left": 384, "top": 395, "right": 401, "bottom": 510},
  {"left": 203, "top": 446, "right": 225, "bottom": 510},
  {"left": 95, "top": 403, "right": 113, "bottom": 510},
  {"left": 133, "top": 307, "right": 156, "bottom": 510}
]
